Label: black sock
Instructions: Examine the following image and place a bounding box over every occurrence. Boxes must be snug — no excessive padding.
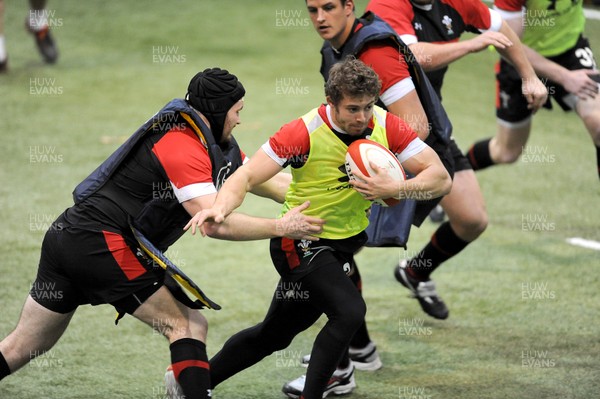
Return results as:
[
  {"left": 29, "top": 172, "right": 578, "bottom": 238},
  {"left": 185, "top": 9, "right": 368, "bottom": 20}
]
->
[
  {"left": 170, "top": 338, "right": 211, "bottom": 399},
  {"left": 468, "top": 138, "right": 494, "bottom": 170},
  {"left": 408, "top": 222, "right": 470, "bottom": 280},
  {"left": 596, "top": 145, "right": 600, "bottom": 181},
  {"left": 0, "top": 351, "right": 10, "bottom": 381}
]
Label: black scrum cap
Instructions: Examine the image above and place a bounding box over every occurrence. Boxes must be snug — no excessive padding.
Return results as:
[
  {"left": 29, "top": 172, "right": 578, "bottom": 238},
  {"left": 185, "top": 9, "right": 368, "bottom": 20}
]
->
[{"left": 186, "top": 68, "right": 245, "bottom": 142}]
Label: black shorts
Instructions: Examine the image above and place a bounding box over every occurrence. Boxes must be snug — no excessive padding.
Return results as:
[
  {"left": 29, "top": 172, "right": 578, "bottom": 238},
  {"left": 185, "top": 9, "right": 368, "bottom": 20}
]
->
[
  {"left": 31, "top": 212, "right": 164, "bottom": 314},
  {"left": 496, "top": 35, "right": 597, "bottom": 123},
  {"left": 448, "top": 137, "right": 471, "bottom": 172},
  {"left": 270, "top": 233, "right": 366, "bottom": 281}
]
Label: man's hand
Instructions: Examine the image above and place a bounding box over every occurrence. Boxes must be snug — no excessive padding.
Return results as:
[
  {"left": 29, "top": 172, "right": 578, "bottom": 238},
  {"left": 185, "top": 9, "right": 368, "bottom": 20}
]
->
[
  {"left": 522, "top": 76, "right": 549, "bottom": 112},
  {"left": 349, "top": 162, "right": 398, "bottom": 201},
  {"left": 184, "top": 208, "right": 226, "bottom": 236},
  {"left": 467, "top": 31, "right": 513, "bottom": 53},
  {"left": 561, "top": 69, "right": 600, "bottom": 100},
  {"left": 276, "top": 201, "right": 325, "bottom": 241}
]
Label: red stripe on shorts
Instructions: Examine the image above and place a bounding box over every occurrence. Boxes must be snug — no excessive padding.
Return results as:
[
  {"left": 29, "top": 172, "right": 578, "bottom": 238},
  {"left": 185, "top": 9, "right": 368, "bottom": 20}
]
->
[
  {"left": 281, "top": 237, "right": 301, "bottom": 270},
  {"left": 172, "top": 360, "right": 210, "bottom": 380},
  {"left": 102, "top": 230, "right": 147, "bottom": 280}
]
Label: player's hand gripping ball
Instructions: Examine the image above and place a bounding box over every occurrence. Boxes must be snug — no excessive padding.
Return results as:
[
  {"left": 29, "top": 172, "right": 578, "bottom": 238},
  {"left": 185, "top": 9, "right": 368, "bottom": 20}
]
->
[{"left": 344, "top": 139, "right": 406, "bottom": 207}]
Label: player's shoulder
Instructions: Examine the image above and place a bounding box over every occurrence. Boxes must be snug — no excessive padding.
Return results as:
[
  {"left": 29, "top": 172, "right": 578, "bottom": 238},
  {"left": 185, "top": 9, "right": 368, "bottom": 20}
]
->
[
  {"left": 438, "top": 0, "right": 491, "bottom": 15},
  {"left": 367, "top": 0, "right": 414, "bottom": 14},
  {"left": 493, "top": 0, "right": 525, "bottom": 12},
  {"left": 270, "top": 112, "right": 311, "bottom": 150}
]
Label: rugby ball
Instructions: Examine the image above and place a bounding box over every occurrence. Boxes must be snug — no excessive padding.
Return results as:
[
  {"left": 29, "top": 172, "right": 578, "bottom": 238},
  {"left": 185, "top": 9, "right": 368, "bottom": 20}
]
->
[{"left": 345, "top": 139, "right": 406, "bottom": 207}]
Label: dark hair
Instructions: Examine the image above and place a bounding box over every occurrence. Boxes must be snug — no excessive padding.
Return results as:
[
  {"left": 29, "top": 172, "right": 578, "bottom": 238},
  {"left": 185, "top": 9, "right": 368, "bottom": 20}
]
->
[
  {"left": 305, "top": 0, "right": 354, "bottom": 10},
  {"left": 325, "top": 57, "right": 381, "bottom": 105}
]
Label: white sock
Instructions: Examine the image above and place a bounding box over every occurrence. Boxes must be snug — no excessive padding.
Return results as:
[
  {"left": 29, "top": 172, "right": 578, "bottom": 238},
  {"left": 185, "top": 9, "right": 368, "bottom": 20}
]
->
[
  {"left": 28, "top": 9, "right": 49, "bottom": 31},
  {"left": 0, "top": 36, "right": 7, "bottom": 62}
]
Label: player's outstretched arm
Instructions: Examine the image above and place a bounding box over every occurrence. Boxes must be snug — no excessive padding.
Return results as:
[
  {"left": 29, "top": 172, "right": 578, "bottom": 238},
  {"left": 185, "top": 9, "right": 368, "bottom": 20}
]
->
[
  {"left": 522, "top": 46, "right": 599, "bottom": 100},
  {"left": 502, "top": 14, "right": 597, "bottom": 101},
  {"left": 494, "top": 20, "right": 548, "bottom": 111},
  {"left": 408, "top": 30, "right": 513, "bottom": 72},
  {"left": 183, "top": 149, "right": 324, "bottom": 241},
  {"left": 184, "top": 202, "right": 324, "bottom": 241}
]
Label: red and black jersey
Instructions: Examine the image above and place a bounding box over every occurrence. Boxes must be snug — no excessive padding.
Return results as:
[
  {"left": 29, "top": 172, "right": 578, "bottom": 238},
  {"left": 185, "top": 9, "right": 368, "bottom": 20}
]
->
[
  {"left": 71, "top": 99, "right": 246, "bottom": 250},
  {"left": 367, "top": 0, "right": 502, "bottom": 91}
]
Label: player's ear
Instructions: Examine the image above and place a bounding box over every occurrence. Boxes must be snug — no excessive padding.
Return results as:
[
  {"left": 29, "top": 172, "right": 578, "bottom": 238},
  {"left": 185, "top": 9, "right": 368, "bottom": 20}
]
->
[{"left": 345, "top": 0, "right": 355, "bottom": 13}]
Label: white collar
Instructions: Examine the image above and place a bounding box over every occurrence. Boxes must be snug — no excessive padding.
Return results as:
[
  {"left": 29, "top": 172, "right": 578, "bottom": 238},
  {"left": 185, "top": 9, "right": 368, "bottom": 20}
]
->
[{"left": 411, "top": 1, "right": 433, "bottom": 11}]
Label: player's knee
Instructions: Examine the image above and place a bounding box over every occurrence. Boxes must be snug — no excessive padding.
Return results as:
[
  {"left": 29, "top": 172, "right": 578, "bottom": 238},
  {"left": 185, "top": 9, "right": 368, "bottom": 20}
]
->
[
  {"left": 338, "top": 300, "right": 366, "bottom": 333},
  {"left": 471, "top": 212, "right": 488, "bottom": 237},
  {"left": 249, "top": 323, "right": 295, "bottom": 354},
  {"left": 451, "top": 209, "right": 488, "bottom": 240},
  {"left": 188, "top": 311, "right": 208, "bottom": 341},
  {"left": 158, "top": 311, "right": 207, "bottom": 342}
]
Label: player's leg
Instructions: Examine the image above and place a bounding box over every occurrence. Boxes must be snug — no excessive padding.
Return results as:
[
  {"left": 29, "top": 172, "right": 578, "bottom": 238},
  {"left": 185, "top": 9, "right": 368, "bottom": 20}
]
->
[
  {"left": 0, "top": 0, "right": 7, "bottom": 72},
  {"left": 468, "top": 60, "right": 533, "bottom": 170},
  {"left": 299, "top": 255, "right": 365, "bottom": 399},
  {"left": 26, "top": 0, "right": 57, "bottom": 63},
  {"left": 396, "top": 147, "right": 487, "bottom": 319},
  {"left": 440, "top": 170, "right": 487, "bottom": 241},
  {"left": 565, "top": 35, "right": 600, "bottom": 180},
  {"left": 280, "top": 250, "right": 365, "bottom": 399},
  {"left": 1, "top": 218, "right": 86, "bottom": 380},
  {"left": 488, "top": 119, "right": 532, "bottom": 164},
  {"left": 346, "top": 258, "right": 382, "bottom": 371},
  {"left": 210, "top": 281, "right": 322, "bottom": 389},
  {"left": 0, "top": 295, "right": 75, "bottom": 380},
  {"left": 132, "top": 285, "right": 211, "bottom": 399},
  {"left": 300, "top": 257, "right": 381, "bottom": 376},
  {"left": 576, "top": 93, "right": 600, "bottom": 180}
]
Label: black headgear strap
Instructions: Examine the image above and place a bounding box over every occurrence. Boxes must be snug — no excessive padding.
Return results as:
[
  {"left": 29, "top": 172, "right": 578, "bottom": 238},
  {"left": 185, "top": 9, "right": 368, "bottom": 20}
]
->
[{"left": 186, "top": 68, "right": 245, "bottom": 143}]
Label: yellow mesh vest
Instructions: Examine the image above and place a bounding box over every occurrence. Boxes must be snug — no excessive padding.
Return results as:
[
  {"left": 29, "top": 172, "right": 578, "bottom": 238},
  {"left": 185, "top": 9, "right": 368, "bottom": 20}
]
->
[
  {"left": 281, "top": 106, "right": 390, "bottom": 239},
  {"left": 521, "top": 0, "right": 584, "bottom": 57}
]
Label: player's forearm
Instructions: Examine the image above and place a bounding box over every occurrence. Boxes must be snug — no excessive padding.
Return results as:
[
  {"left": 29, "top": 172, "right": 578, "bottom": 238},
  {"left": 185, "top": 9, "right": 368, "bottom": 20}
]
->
[
  {"left": 409, "top": 42, "right": 473, "bottom": 72},
  {"left": 521, "top": 45, "right": 570, "bottom": 85},
  {"left": 396, "top": 163, "right": 451, "bottom": 200},
  {"left": 496, "top": 22, "right": 537, "bottom": 81},
  {"left": 205, "top": 212, "right": 281, "bottom": 241},
  {"left": 212, "top": 168, "right": 253, "bottom": 219}
]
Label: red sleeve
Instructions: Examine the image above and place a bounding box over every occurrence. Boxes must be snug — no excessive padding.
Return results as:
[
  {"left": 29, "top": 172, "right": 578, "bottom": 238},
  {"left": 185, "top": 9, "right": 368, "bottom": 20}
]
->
[
  {"left": 494, "top": 0, "right": 525, "bottom": 12},
  {"left": 447, "top": 0, "right": 492, "bottom": 29},
  {"left": 385, "top": 112, "right": 418, "bottom": 154},
  {"left": 366, "top": 0, "right": 416, "bottom": 36},
  {"left": 359, "top": 44, "right": 411, "bottom": 93},
  {"left": 151, "top": 125, "right": 212, "bottom": 189},
  {"left": 268, "top": 118, "right": 310, "bottom": 159}
]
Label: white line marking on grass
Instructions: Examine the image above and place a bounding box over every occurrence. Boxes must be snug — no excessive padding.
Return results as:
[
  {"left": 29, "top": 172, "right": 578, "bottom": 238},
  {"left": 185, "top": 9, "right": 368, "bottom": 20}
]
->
[
  {"left": 584, "top": 9, "right": 600, "bottom": 20},
  {"left": 566, "top": 237, "right": 600, "bottom": 251}
]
